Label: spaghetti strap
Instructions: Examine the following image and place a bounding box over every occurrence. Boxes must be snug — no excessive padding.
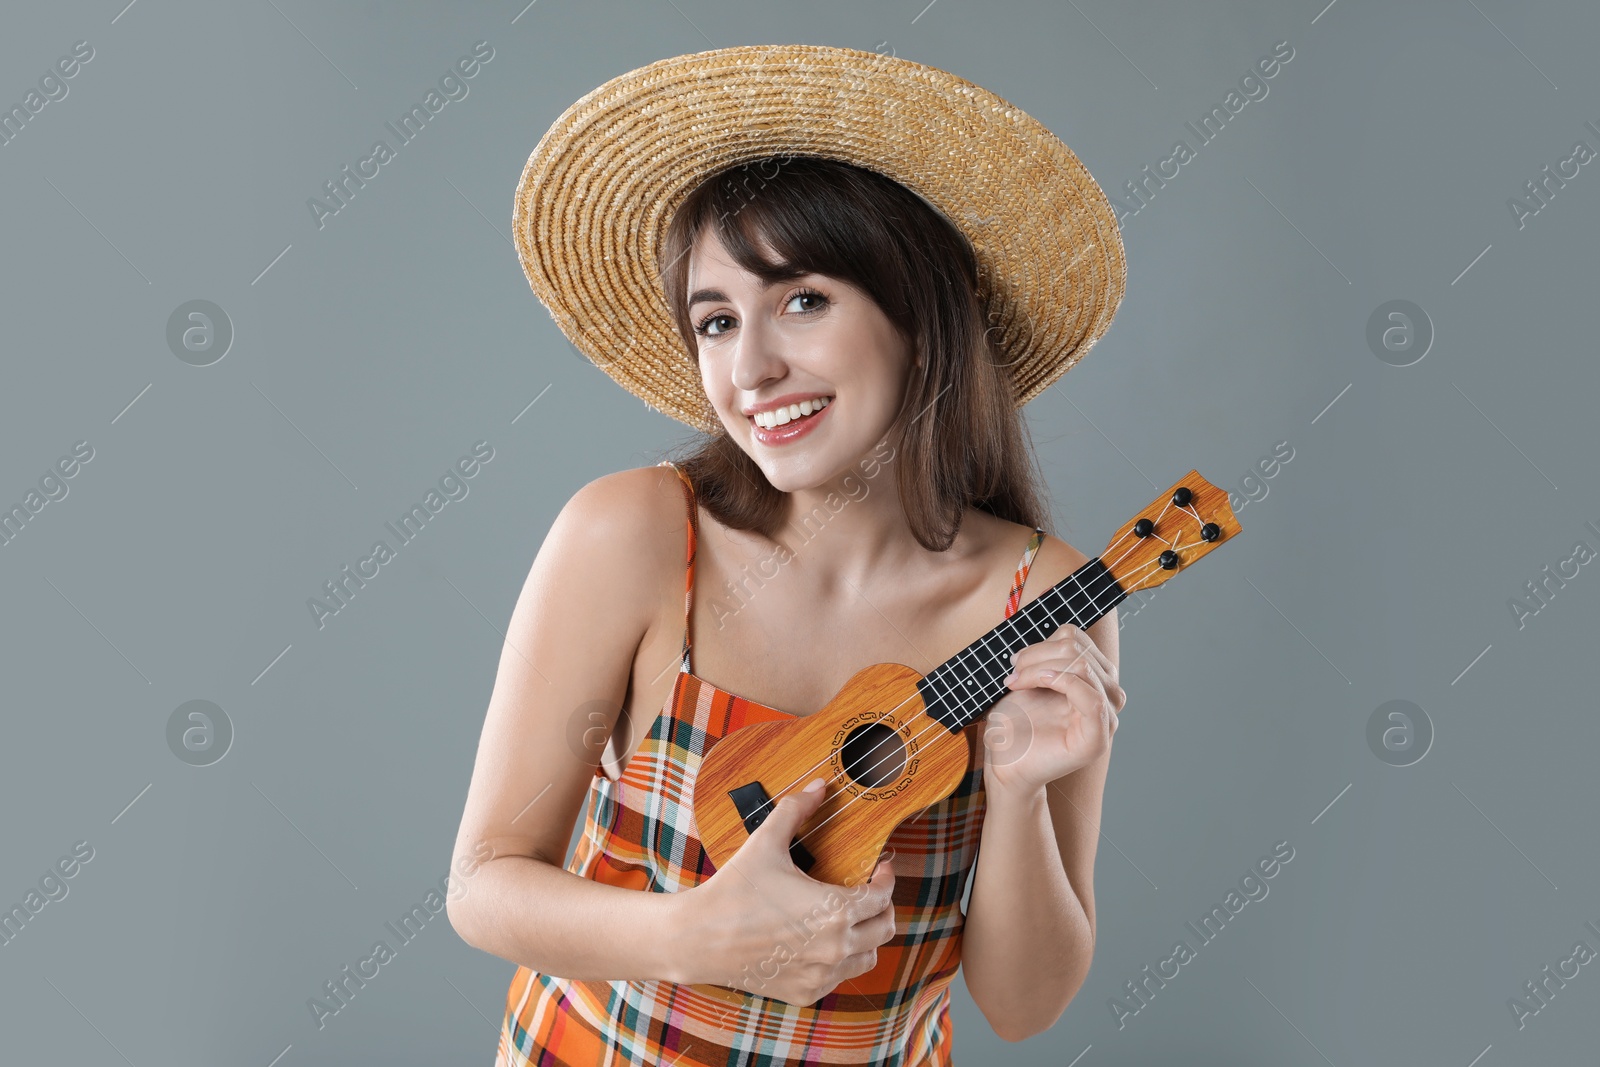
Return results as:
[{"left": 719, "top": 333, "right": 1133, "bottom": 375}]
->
[
  {"left": 658, "top": 461, "right": 698, "bottom": 673},
  {"left": 1005, "top": 527, "right": 1046, "bottom": 618}
]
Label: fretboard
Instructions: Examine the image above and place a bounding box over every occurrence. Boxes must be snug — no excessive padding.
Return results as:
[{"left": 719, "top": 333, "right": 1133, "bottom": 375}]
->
[{"left": 917, "top": 557, "right": 1128, "bottom": 733}]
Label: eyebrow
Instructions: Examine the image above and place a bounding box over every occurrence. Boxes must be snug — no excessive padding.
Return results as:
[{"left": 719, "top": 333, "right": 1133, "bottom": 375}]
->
[
  {"left": 687, "top": 276, "right": 795, "bottom": 307},
  {"left": 687, "top": 288, "right": 731, "bottom": 308}
]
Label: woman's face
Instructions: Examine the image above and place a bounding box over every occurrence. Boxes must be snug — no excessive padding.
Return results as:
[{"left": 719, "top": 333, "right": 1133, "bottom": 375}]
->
[{"left": 686, "top": 226, "right": 912, "bottom": 492}]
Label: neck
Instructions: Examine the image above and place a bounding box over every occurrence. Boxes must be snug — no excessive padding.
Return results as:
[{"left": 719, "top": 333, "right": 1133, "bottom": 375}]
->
[
  {"left": 917, "top": 556, "right": 1128, "bottom": 733},
  {"left": 770, "top": 456, "right": 912, "bottom": 586}
]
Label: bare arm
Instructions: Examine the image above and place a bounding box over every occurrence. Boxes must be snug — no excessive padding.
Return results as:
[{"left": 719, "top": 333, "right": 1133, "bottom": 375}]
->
[
  {"left": 961, "top": 539, "right": 1120, "bottom": 1041},
  {"left": 445, "top": 466, "right": 695, "bottom": 983},
  {"left": 962, "top": 744, "right": 1110, "bottom": 1040}
]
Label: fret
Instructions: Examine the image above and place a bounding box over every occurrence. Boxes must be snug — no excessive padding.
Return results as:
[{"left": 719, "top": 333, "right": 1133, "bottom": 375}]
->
[
  {"left": 959, "top": 642, "right": 1001, "bottom": 687},
  {"left": 920, "top": 669, "right": 951, "bottom": 714},
  {"left": 918, "top": 557, "right": 1127, "bottom": 733}
]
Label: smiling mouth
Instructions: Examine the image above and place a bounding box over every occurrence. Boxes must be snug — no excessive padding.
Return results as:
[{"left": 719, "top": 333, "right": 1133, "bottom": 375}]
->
[{"left": 750, "top": 396, "right": 832, "bottom": 430}]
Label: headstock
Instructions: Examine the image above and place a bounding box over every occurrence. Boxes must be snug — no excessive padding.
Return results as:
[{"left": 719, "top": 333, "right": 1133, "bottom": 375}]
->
[{"left": 1099, "top": 471, "right": 1240, "bottom": 595}]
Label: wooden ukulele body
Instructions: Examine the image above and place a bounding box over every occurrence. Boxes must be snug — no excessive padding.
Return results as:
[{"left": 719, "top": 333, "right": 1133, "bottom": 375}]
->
[
  {"left": 690, "top": 471, "right": 1240, "bottom": 889},
  {"left": 692, "top": 663, "right": 972, "bottom": 888}
]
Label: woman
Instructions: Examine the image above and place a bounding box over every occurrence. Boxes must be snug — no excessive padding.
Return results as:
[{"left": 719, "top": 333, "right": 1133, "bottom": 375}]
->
[{"left": 448, "top": 45, "right": 1129, "bottom": 1065}]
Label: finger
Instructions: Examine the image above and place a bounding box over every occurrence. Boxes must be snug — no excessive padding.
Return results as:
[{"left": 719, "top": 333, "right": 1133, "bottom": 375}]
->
[
  {"left": 846, "top": 859, "right": 895, "bottom": 923},
  {"left": 847, "top": 903, "right": 897, "bottom": 954},
  {"left": 1053, "top": 625, "right": 1114, "bottom": 678},
  {"left": 1017, "top": 634, "right": 1118, "bottom": 693},
  {"left": 1008, "top": 634, "right": 1080, "bottom": 672},
  {"left": 1055, "top": 661, "right": 1123, "bottom": 713},
  {"left": 1009, "top": 649, "right": 1112, "bottom": 692},
  {"left": 1033, "top": 649, "right": 1123, "bottom": 713},
  {"left": 1010, "top": 631, "right": 1104, "bottom": 677},
  {"left": 1035, "top": 669, "right": 1119, "bottom": 733},
  {"left": 1063, "top": 629, "right": 1114, "bottom": 679},
  {"left": 760, "top": 777, "right": 831, "bottom": 853},
  {"left": 1040, "top": 667, "right": 1105, "bottom": 711},
  {"left": 875, "top": 907, "right": 897, "bottom": 947},
  {"left": 1072, "top": 653, "right": 1126, "bottom": 713},
  {"left": 845, "top": 949, "right": 880, "bottom": 981}
]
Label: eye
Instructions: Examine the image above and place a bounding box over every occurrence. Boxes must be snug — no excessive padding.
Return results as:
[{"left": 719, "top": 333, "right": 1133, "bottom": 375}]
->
[
  {"left": 693, "top": 311, "right": 734, "bottom": 337},
  {"left": 786, "top": 288, "right": 829, "bottom": 315}
]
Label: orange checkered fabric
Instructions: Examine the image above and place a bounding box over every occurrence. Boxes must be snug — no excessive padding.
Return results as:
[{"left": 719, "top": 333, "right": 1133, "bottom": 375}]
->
[{"left": 495, "top": 462, "right": 1044, "bottom": 1065}]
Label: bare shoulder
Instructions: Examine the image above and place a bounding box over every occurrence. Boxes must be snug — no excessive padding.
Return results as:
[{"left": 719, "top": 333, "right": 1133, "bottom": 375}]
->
[
  {"left": 515, "top": 464, "right": 691, "bottom": 646},
  {"left": 1004, "top": 519, "right": 1119, "bottom": 660},
  {"left": 1030, "top": 528, "right": 1092, "bottom": 583},
  {"left": 560, "top": 464, "right": 687, "bottom": 542},
  {"left": 965, "top": 509, "right": 1091, "bottom": 582}
]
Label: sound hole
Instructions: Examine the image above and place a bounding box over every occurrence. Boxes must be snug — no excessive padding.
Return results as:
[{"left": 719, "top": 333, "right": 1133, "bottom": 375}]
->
[{"left": 840, "top": 721, "right": 908, "bottom": 788}]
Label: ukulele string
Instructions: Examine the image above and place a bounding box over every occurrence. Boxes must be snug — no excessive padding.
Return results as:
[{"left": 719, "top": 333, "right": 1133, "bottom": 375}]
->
[
  {"left": 800, "top": 497, "right": 1211, "bottom": 820},
  {"left": 744, "top": 514, "right": 1165, "bottom": 835},
  {"left": 815, "top": 555, "right": 1167, "bottom": 810},
  {"left": 789, "top": 538, "right": 1183, "bottom": 854},
  {"left": 744, "top": 503, "right": 1203, "bottom": 851}
]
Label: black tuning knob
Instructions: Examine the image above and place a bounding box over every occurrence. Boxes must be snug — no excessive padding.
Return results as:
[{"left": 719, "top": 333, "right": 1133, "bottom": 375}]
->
[
  {"left": 1133, "top": 518, "right": 1154, "bottom": 537},
  {"left": 1200, "top": 522, "right": 1220, "bottom": 542},
  {"left": 1172, "top": 487, "right": 1193, "bottom": 507},
  {"left": 1158, "top": 550, "right": 1178, "bottom": 569}
]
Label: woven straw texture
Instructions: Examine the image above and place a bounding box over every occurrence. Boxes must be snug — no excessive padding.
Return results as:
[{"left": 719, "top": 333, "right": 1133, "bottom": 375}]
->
[{"left": 512, "top": 44, "right": 1126, "bottom": 434}]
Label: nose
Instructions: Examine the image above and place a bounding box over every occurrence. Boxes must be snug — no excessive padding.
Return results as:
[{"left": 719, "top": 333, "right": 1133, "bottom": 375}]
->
[{"left": 729, "top": 313, "right": 788, "bottom": 394}]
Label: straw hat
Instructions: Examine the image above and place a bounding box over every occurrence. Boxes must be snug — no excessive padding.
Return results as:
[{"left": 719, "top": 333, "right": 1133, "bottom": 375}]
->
[{"left": 512, "top": 44, "right": 1126, "bottom": 434}]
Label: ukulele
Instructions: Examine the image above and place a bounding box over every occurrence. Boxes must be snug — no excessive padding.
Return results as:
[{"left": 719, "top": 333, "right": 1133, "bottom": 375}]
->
[{"left": 691, "top": 471, "right": 1241, "bottom": 887}]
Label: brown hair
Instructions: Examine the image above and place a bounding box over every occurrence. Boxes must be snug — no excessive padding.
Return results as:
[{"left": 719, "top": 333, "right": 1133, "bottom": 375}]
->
[{"left": 658, "top": 155, "right": 1050, "bottom": 551}]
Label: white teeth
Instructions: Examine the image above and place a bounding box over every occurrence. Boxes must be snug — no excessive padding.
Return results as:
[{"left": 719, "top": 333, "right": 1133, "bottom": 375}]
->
[{"left": 753, "top": 396, "right": 831, "bottom": 430}]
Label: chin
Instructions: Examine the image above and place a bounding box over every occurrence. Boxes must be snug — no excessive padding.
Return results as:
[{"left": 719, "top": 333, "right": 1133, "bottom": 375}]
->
[
  {"left": 748, "top": 454, "right": 818, "bottom": 494},
  {"left": 750, "top": 446, "right": 874, "bottom": 496}
]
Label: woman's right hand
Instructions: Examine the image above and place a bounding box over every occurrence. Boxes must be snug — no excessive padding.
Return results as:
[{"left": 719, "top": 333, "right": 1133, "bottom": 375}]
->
[{"left": 674, "top": 776, "right": 899, "bottom": 1007}]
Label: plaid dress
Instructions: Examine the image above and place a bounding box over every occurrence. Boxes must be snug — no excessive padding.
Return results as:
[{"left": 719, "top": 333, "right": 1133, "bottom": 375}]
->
[{"left": 496, "top": 462, "right": 1045, "bottom": 1066}]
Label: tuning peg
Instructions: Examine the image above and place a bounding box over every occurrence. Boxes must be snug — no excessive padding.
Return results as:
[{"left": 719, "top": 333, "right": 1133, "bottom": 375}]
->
[
  {"left": 1172, "top": 487, "right": 1193, "bottom": 507},
  {"left": 1133, "top": 518, "right": 1154, "bottom": 537},
  {"left": 1201, "top": 522, "right": 1220, "bottom": 542},
  {"left": 1159, "top": 550, "right": 1178, "bottom": 570}
]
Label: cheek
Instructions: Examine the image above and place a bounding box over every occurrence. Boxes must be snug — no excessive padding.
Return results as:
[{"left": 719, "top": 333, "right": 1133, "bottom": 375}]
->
[
  {"left": 699, "top": 356, "right": 744, "bottom": 430},
  {"left": 698, "top": 353, "right": 727, "bottom": 404}
]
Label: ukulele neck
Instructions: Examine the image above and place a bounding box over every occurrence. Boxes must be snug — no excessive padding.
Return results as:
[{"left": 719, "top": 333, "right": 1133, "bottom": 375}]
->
[{"left": 916, "top": 557, "right": 1128, "bottom": 733}]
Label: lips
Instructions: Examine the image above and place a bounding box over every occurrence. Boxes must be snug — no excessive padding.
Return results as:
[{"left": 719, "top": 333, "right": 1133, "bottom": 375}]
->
[
  {"left": 750, "top": 395, "right": 831, "bottom": 429},
  {"left": 749, "top": 396, "right": 832, "bottom": 446}
]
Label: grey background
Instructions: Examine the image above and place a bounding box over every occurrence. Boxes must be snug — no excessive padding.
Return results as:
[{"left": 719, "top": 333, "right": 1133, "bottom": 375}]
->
[{"left": 1, "top": 0, "right": 1596, "bottom": 1064}]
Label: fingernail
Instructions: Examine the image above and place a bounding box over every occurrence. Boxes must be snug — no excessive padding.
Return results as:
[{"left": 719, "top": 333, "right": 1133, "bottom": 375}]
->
[{"left": 804, "top": 778, "right": 825, "bottom": 792}]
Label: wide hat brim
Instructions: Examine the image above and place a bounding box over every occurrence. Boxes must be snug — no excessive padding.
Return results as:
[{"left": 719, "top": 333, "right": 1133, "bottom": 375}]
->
[{"left": 512, "top": 43, "right": 1126, "bottom": 434}]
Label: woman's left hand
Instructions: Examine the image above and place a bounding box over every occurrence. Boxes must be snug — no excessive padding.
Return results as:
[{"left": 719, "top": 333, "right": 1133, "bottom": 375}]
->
[{"left": 982, "top": 624, "right": 1126, "bottom": 797}]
